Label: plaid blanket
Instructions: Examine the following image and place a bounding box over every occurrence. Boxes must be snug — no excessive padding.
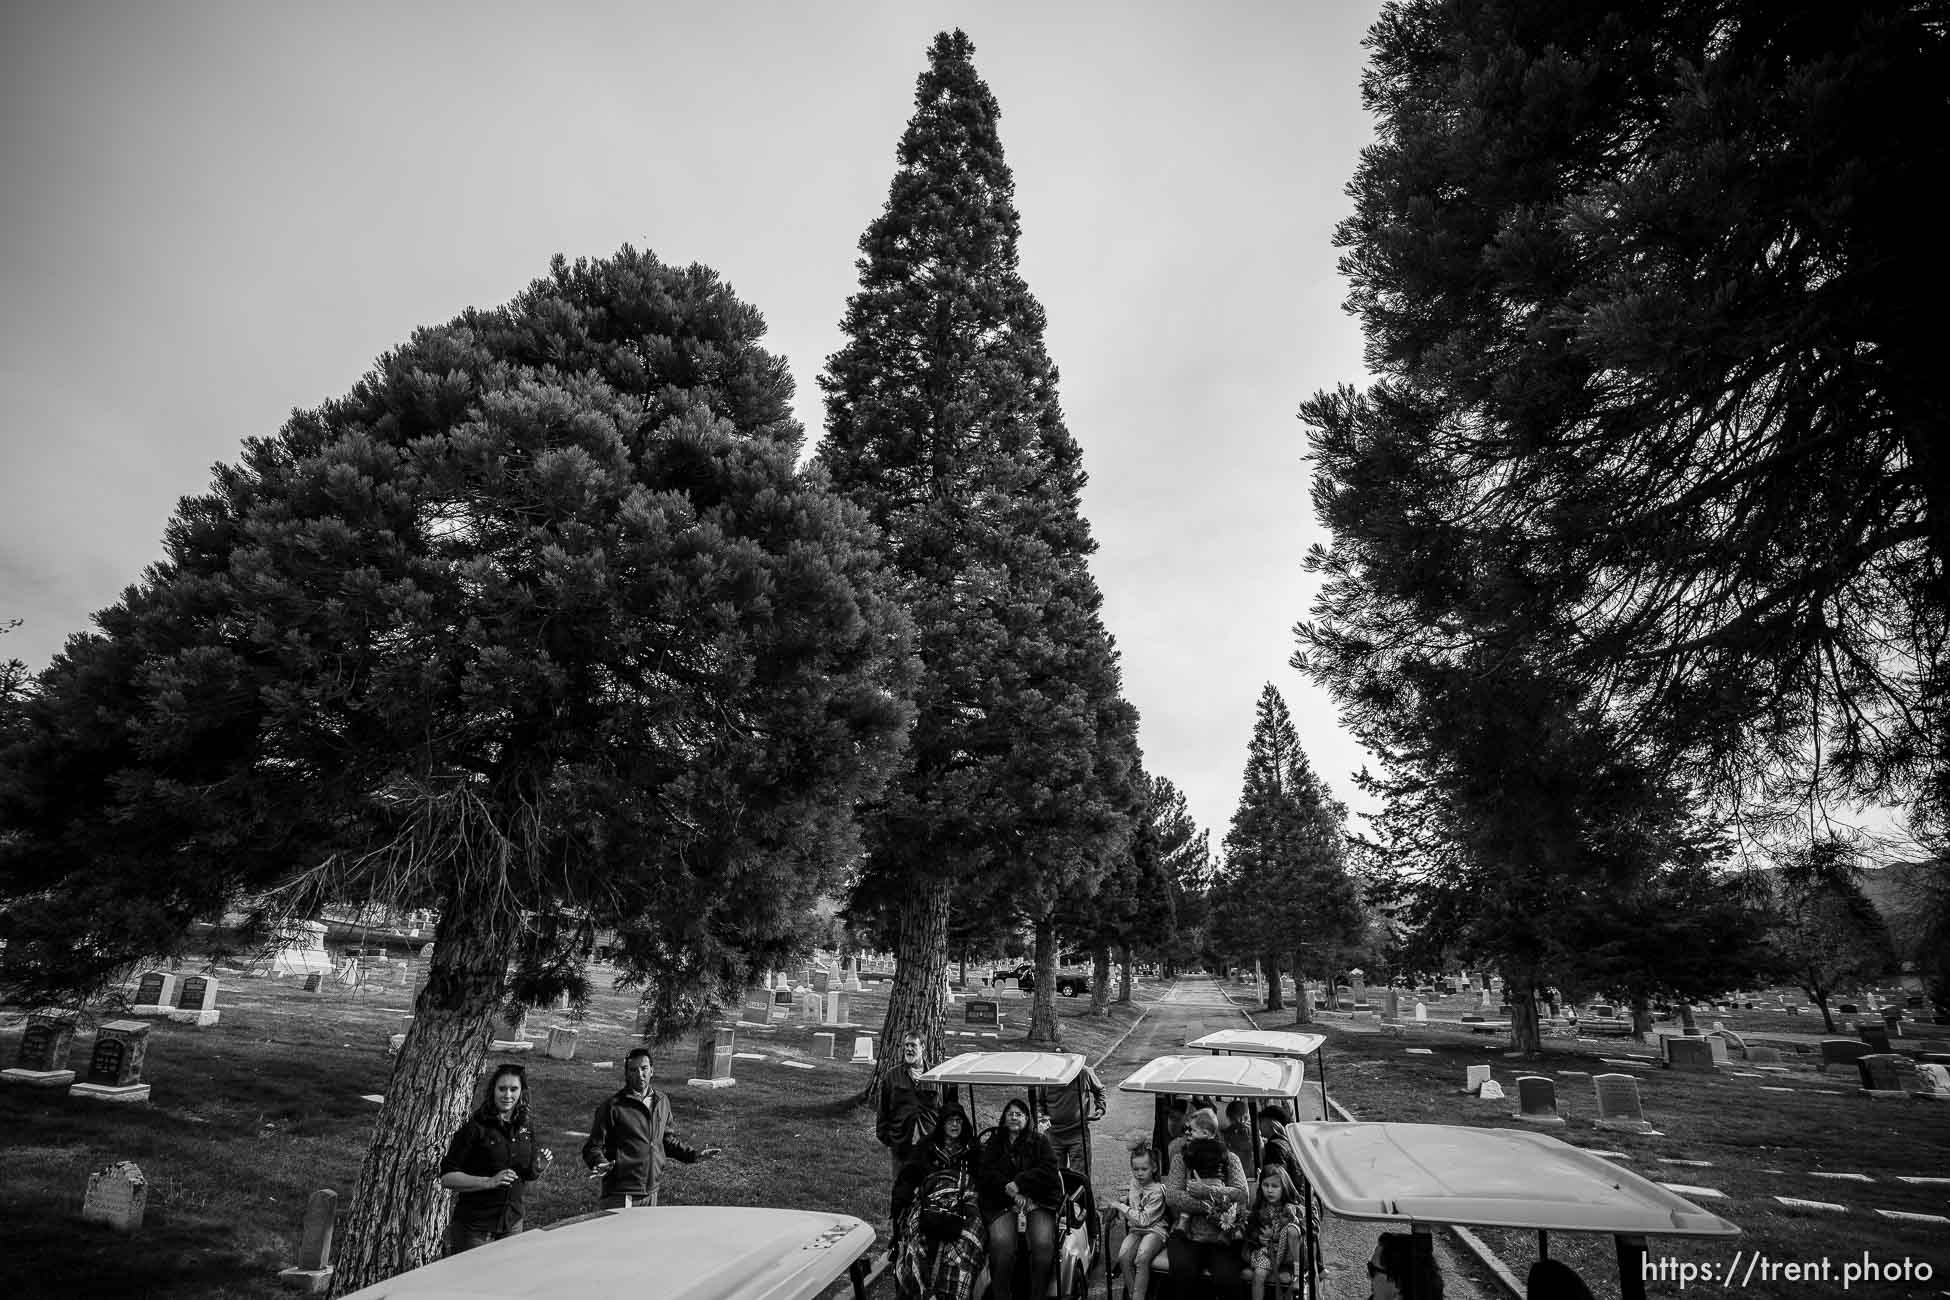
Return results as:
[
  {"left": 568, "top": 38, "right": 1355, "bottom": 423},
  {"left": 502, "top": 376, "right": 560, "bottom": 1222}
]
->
[{"left": 893, "top": 1202, "right": 987, "bottom": 1300}]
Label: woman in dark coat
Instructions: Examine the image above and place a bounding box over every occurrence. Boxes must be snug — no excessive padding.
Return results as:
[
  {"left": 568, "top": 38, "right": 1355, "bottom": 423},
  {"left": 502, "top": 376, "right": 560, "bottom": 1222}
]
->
[
  {"left": 892, "top": 1103, "right": 984, "bottom": 1300},
  {"left": 438, "top": 1064, "right": 553, "bottom": 1253},
  {"left": 976, "top": 1097, "right": 1062, "bottom": 1300}
]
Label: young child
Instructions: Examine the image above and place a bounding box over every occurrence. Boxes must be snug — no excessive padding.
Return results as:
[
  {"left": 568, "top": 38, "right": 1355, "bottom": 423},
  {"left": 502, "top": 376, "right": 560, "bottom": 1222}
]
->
[
  {"left": 1181, "top": 1134, "right": 1241, "bottom": 1236},
  {"left": 1107, "top": 1142, "right": 1169, "bottom": 1300},
  {"left": 1244, "top": 1165, "right": 1305, "bottom": 1300}
]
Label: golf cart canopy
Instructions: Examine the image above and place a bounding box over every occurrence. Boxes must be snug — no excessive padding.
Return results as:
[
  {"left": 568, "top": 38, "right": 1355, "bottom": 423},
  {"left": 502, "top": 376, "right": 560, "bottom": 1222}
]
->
[
  {"left": 920, "top": 1051, "right": 1087, "bottom": 1088},
  {"left": 1286, "top": 1122, "right": 1741, "bottom": 1237},
  {"left": 335, "top": 1205, "right": 876, "bottom": 1300},
  {"left": 1118, "top": 1053, "right": 1307, "bottom": 1098},
  {"left": 1186, "top": 1029, "right": 1327, "bottom": 1058}
]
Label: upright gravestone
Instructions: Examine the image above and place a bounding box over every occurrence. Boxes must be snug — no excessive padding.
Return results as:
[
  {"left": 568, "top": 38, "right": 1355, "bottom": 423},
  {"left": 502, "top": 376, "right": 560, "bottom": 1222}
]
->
[
  {"left": 131, "top": 971, "right": 177, "bottom": 1018},
  {"left": 823, "top": 989, "right": 852, "bottom": 1027},
  {"left": 851, "top": 1035, "right": 875, "bottom": 1064},
  {"left": 1820, "top": 1039, "right": 1874, "bottom": 1072},
  {"left": 1859, "top": 1024, "right": 1893, "bottom": 1054},
  {"left": 302, "top": 973, "right": 324, "bottom": 994},
  {"left": 3, "top": 1010, "right": 81, "bottom": 1088},
  {"left": 70, "top": 1020, "right": 153, "bottom": 1103},
  {"left": 965, "top": 999, "right": 1000, "bottom": 1028},
  {"left": 1350, "top": 970, "right": 1368, "bottom": 1008},
  {"left": 1857, "top": 1053, "right": 1919, "bottom": 1097},
  {"left": 1914, "top": 1064, "right": 1950, "bottom": 1099},
  {"left": 269, "top": 919, "right": 334, "bottom": 978},
  {"left": 278, "top": 1188, "right": 338, "bottom": 1294},
  {"left": 1881, "top": 1006, "right": 1905, "bottom": 1039},
  {"left": 687, "top": 1025, "right": 736, "bottom": 1089},
  {"left": 1335, "top": 984, "right": 1353, "bottom": 1011},
  {"left": 1513, "top": 1075, "right": 1565, "bottom": 1126},
  {"left": 741, "top": 987, "right": 776, "bottom": 1026},
  {"left": 1666, "top": 1037, "right": 1716, "bottom": 1072},
  {"left": 813, "top": 1031, "right": 836, "bottom": 1059},
  {"left": 812, "top": 969, "right": 832, "bottom": 996},
  {"left": 545, "top": 1027, "right": 578, "bottom": 1061},
  {"left": 1381, "top": 987, "right": 1401, "bottom": 1024},
  {"left": 169, "top": 974, "right": 220, "bottom": 1027},
  {"left": 1591, "top": 1073, "right": 1659, "bottom": 1134},
  {"left": 1464, "top": 1064, "right": 1491, "bottom": 1094},
  {"left": 774, "top": 989, "right": 795, "bottom": 1018},
  {"left": 1413, "top": 1000, "right": 1428, "bottom": 1023},
  {"left": 80, "top": 1161, "right": 147, "bottom": 1232}
]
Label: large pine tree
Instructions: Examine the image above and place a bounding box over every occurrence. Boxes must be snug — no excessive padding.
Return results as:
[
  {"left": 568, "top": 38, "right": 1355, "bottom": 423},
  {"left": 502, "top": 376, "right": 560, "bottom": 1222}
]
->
[
  {"left": 0, "top": 248, "right": 913, "bottom": 1289},
  {"left": 818, "top": 29, "right": 1138, "bottom": 1066},
  {"left": 1217, "top": 685, "right": 1362, "bottom": 1024}
]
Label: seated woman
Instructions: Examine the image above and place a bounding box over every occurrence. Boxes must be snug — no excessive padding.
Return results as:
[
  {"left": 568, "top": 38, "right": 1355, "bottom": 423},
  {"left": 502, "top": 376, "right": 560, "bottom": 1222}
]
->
[
  {"left": 975, "top": 1097, "right": 1063, "bottom": 1300},
  {"left": 893, "top": 1103, "right": 984, "bottom": 1300},
  {"left": 1161, "top": 1108, "right": 1249, "bottom": 1300},
  {"left": 1367, "top": 1230, "right": 1445, "bottom": 1300}
]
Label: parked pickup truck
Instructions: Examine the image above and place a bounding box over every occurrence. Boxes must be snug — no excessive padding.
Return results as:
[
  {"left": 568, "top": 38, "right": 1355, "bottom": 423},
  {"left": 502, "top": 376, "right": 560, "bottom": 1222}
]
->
[{"left": 999, "top": 962, "right": 1091, "bottom": 997}]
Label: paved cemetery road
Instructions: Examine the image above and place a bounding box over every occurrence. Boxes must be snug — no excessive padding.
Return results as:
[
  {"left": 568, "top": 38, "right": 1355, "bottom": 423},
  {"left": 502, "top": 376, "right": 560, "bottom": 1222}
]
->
[{"left": 1083, "top": 975, "right": 1501, "bottom": 1300}]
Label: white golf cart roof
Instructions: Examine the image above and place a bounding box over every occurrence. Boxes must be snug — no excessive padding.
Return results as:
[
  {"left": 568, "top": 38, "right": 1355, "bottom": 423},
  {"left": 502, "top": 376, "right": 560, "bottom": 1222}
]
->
[
  {"left": 1118, "top": 1054, "right": 1307, "bottom": 1098},
  {"left": 920, "top": 1051, "right": 1088, "bottom": 1088},
  {"left": 335, "top": 1205, "right": 875, "bottom": 1300},
  {"left": 1186, "top": 1028, "right": 1328, "bottom": 1058},
  {"left": 1286, "top": 1122, "right": 1741, "bottom": 1237}
]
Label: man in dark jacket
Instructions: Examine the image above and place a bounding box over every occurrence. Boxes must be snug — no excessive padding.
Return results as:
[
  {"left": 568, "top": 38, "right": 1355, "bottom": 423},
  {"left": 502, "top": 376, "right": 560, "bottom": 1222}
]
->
[
  {"left": 582, "top": 1049, "right": 720, "bottom": 1207},
  {"left": 877, "top": 1032, "right": 940, "bottom": 1172}
]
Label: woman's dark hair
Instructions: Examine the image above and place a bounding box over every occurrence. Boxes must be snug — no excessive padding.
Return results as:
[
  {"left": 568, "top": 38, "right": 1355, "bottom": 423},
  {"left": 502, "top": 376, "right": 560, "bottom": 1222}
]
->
[
  {"left": 1374, "top": 1231, "right": 1445, "bottom": 1300},
  {"left": 1526, "top": 1258, "right": 1595, "bottom": 1300},
  {"left": 985, "top": 1098, "right": 1034, "bottom": 1156},
  {"left": 475, "top": 1063, "right": 530, "bottom": 1129},
  {"left": 1183, "top": 1135, "right": 1227, "bottom": 1179}
]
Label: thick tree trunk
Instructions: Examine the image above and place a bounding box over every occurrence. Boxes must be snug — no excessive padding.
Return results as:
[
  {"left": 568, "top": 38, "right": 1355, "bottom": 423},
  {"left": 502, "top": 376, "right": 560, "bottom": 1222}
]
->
[
  {"left": 1116, "top": 942, "right": 1133, "bottom": 1004},
  {"left": 1630, "top": 992, "right": 1654, "bottom": 1043},
  {"left": 1089, "top": 944, "right": 1111, "bottom": 1017},
  {"left": 1263, "top": 951, "right": 1285, "bottom": 1012},
  {"left": 1812, "top": 989, "right": 1836, "bottom": 1034},
  {"left": 1290, "top": 949, "right": 1315, "bottom": 1025},
  {"left": 1027, "top": 915, "right": 1061, "bottom": 1047},
  {"left": 1506, "top": 967, "right": 1542, "bottom": 1055},
  {"left": 869, "top": 877, "right": 949, "bottom": 1107},
  {"left": 331, "top": 893, "right": 517, "bottom": 1295}
]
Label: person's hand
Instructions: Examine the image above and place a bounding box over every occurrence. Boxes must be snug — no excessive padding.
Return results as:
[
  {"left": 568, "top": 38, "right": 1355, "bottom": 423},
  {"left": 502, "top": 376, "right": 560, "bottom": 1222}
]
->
[
  {"left": 536, "top": 1148, "right": 555, "bottom": 1171},
  {"left": 588, "top": 1158, "right": 615, "bottom": 1178},
  {"left": 699, "top": 1147, "right": 723, "bottom": 1160},
  {"left": 1005, "top": 1181, "right": 1019, "bottom": 1200},
  {"left": 491, "top": 1168, "right": 519, "bottom": 1188}
]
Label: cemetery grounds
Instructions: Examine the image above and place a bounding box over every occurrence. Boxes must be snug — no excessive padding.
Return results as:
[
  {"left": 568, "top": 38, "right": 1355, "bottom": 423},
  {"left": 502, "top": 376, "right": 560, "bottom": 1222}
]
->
[
  {"left": 0, "top": 958, "right": 1151, "bottom": 1300},
  {"left": 1235, "top": 988, "right": 1950, "bottom": 1300}
]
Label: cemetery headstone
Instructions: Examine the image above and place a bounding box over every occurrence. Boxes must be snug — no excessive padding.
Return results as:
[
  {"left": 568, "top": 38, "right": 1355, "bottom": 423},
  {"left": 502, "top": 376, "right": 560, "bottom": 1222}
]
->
[
  {"left": 741, "top": 987, "right": 776, "bottom": 1026},
  {"left": 1859, "top": 1024, "right": 1892, "bottom": 1054},
  {"left": 851, "top": 1036, "right": 875, "bottom": 1064},
  {"left": 1665, "top": 1037, "right": 1717, "bottom": 1072},
  {"left": 813, "top": 1031, "right": 835, "bottom": 1059},
  {"left": 1382, "top": 988, "right": 1401, "bottom": 1023},
  {"left": 687, "top": 1025, "right": 736, "bottom": 1088},
  {"left": 165, "top": 975, "right": 220, "bottom": 1027},
  {"left": 823, "top": 989, "right": 852, "bottom": 1026},
  {"left": 1856, "top": 1053, "right": 1919, "bottom": 1097},
  {"left": 1838, "top": 1002, "right": 1859, "bottom": 1015},
  {"left": 3, "top": 1010, "right": 81, "bottom": 1088},
  {"left": 419, "top": 942, "right": 435, "bottom": 961},
  {"left": 1478, "top": 1079, "right": 1506, "bottom": 1100},
  {"left": 773, "top": 989, "right": 794, "bottom": 1015},
  {"left": 1350, "top": 969, "right": 1368, "bottom": 1006},
  {"left": 302, "top": 973, "right": 324, "bottom": 993},
  {"left": 1413, "top": 1001, "right": 1427, "bottom": 1022},
  {"left": 1497, "top": 1003, "right": 1514, "bottom": 1019},
  {"left": 965, "top": 999, "right": 999, "bottom": 1027},
  {"left": 1335, "top": 984, "right": 1353, "bottom": 1011},
  {"left": 131, "top": 970, "right": 177, "bottom": 1017},
  {"left": 70, "top": 1020, "right": 152, "bottom": 1102},
  {"left": 269, "top": 919, "right": 334, "bottom": 978},
  {"left": 278, "top": 1188, "right": 338, "bottom": 1293},
  {"left": 1590, "top": 1004, "right": 1615, "bottom": 1019},
  {"left": 80, "top": 1161, "right": 147, "bottom": 1232},
  {"left": 1464, "top": 1064, "right": 1491, "bottom": 1094},
  {"left": 1747, "top": 1047, "right": 1782, "bottom": 1065},
  {"left": 812, "top": 969, "right": 832, "bottom": 996},
  {"left": 1592, "top": 1073, "right": 1659, "bottom": 1134},
  {"left": 1914, "top": 1064, "right": 1950, "bottom": 1099},
  {"left": 546, "top": 1027, "right": 578, "bottom": 1061},
  {"left": 1705, "top": 1035, "right": 1732, "bottom": 1066},
  {"left": 1513, "top": 1075, "right": 1564, "bottom": 1126}
]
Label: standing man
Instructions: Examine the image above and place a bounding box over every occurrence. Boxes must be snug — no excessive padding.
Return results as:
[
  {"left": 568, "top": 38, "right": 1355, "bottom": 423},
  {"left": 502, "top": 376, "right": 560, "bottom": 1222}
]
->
[
  {"left": 1038, "top": 1064, "right": 1106, "bottom": 1171},
  {"left": 877, "top": 1030, "right": 939, "bottom": 1240},
  {"left": 582, "top": 1048, "right": 721, "bottom": 1208}
]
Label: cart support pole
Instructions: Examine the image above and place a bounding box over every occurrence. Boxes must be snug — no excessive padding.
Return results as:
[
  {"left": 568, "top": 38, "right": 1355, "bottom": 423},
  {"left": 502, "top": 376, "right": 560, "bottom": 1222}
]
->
[
  {"left": 1537, "top": 1229, "right": 1549, "bottom": 1259},
  {"left": 1616, "top": 1233, "right": 1648, "bottom": 1300}
]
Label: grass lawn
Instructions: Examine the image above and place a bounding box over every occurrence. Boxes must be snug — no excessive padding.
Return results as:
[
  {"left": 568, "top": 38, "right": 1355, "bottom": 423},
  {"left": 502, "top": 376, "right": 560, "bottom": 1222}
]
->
[
  {"left": 0, "top": 964, "right": 1152, "bottom": 1300},
  {"left": 1238, "top": 999, "right": 1950, "bottom": 1300}
]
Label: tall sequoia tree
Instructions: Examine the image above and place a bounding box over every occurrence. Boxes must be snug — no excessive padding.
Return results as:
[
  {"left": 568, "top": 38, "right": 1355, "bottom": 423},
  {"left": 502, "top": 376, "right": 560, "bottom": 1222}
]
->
[
  {"left": 1216, "top": 685, "right": 1363, "bottom": 1022},
  {"left": 1314, "top": 0, "right": 1948, "bottom": 831},
  {"left": 818, "top": 29, "right": 1138, "bottom": 1070},
  {"left": 0, "top": 248, "right": 913, "bottom": 1290}
]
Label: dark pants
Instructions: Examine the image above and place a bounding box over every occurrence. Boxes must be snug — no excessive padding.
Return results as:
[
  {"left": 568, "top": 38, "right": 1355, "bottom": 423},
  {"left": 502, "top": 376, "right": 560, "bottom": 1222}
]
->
[
  {"left": 599, "top": 1191, "right": 658, "bottom": 1208},
  {"left": 447, "top": 1218, "right": 522, "bottom": 1255},
  {"left": 1166, "top": 1233, "right": 1246, "bottom": 1300},
  {"left": 986, "top": 1207, "right": 1057, "bottom": 1300}
]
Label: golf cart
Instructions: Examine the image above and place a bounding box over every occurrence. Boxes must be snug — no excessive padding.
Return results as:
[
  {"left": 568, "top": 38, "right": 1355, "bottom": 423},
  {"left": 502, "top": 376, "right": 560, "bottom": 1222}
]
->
[
  {"left": 1116, "top": 1053, "right": 1315, "bottom": 1299},
  {"left": 334, "top": 1205, "right": 878, "bottom": 1300},
  {"left": 916, "top": 1050, "right": 1107, "bottom": 1300},
  {"left": 1184, "top": 1029, "right": 1332, "bottom": 1122},
  {"left": 1284, "top": 1121, "right": 1741, "bottom": 1300}
]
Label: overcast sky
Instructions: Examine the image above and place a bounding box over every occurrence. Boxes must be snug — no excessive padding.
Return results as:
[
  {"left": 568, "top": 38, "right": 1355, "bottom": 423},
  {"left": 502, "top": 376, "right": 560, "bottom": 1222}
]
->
[{"left": 2, "top": 0, "right": 1390, "bottom": 846}]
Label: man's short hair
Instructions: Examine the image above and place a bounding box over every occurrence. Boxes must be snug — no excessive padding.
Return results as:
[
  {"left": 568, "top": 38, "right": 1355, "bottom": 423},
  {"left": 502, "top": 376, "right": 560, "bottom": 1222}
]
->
[
  {"left": 1259, "top": 1103, "right": 1291, "bottom": 1125},
  {"left": 626, "top": 1047, "right": 653, "bottom": 1064}
]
